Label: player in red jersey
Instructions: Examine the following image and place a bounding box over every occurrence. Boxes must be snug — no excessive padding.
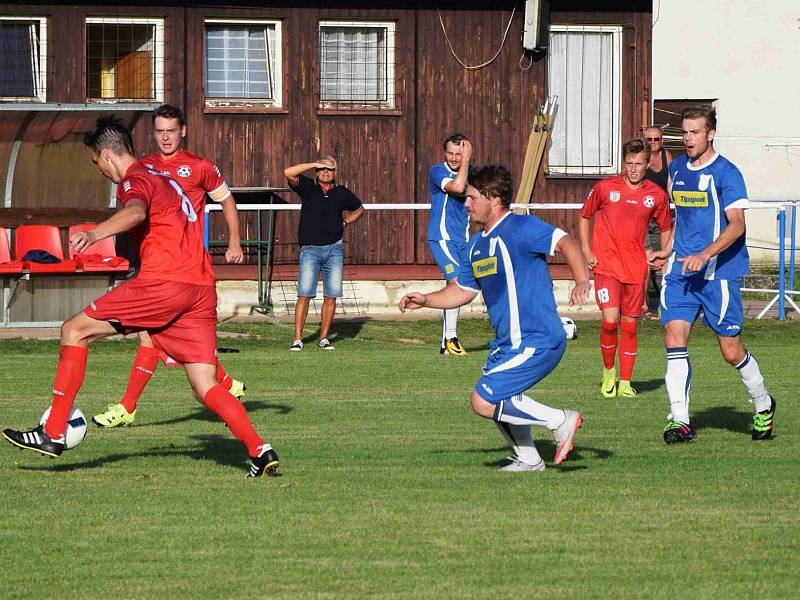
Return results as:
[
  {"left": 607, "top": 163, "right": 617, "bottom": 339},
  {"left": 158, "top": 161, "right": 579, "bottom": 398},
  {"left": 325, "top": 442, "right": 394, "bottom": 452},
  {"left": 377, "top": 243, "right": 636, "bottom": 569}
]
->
[
  {"left": 579, "top": 139, "right": 673, "bottom": 398},
  {"left": 3, "top": 117, "right": 279, "bottom": 477},
  {"left": 93, "top": 104, "right": 246, "bottom": 429}
]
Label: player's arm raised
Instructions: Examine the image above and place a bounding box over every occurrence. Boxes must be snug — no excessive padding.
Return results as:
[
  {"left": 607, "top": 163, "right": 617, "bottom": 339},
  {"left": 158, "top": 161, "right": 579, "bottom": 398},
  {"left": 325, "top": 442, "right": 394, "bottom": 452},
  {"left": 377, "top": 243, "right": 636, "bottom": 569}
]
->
[
  {"left": 399, "top": 283, "right": 477, "bottom": 313},
  {"left": 678, "top": 208, "right": 745, "bottom": 274},
  {"left": 284, "top": 162, "right": 326, "bottom": 187},
  {"left": 442, "top": 140, "right": 472, "bottom": 195},
  {"left": 69, "top": 200, "right": 147, "bottom": 254},
  {"left": 555, "top": 234, "right": 592, "bottom": 306}
]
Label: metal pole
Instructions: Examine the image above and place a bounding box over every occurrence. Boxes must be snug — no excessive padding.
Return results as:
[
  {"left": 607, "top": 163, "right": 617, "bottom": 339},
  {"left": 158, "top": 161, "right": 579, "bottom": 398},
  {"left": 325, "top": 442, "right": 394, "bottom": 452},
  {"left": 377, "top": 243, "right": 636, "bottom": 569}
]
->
[
  {"left": 778, "top": 208, "right": 786, "bottom": 321},
  {"left": 264, "top": 198, "right": 275, "bottom": 312},
  {"left": 790, "top": 204, "right": 797, "bottom": 292}
]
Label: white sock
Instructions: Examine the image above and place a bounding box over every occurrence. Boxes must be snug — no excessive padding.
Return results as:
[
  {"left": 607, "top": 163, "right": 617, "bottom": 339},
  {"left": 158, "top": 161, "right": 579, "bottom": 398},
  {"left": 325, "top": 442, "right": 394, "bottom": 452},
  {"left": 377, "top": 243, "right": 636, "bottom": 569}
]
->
[
  {"left": 492, "top": 393, "right": 566, "bottom": 430},
  {"left": 735, "top": 350, "right": 771, "bottom": 411},
  {"left": 442, "top": 307, "right": 459, "bottom": 342},
  {"left": 495, "top": 422, "right": 542, "bottom": 466},
  {"left": 665, "top": 347, "right": 691, "bottom": 423}
]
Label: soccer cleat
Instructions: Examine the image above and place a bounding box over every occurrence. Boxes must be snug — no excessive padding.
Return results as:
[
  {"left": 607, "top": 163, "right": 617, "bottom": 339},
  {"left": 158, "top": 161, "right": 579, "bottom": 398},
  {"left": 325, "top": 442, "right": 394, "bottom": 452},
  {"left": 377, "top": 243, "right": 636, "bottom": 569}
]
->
[
  {"left": 497, "top": 457, "right": 546, "bottom": 472},
  {"left": 617, "top": 381, "right": 637, "bottom": 398},
  {"left": 663, "top": 420, "right": 696, "bottom": 444},
  {"left": 289, "top": 340, "right": 304, "bottom": 352},
  {"left": 3, "top": 425, "right": 65, "bottom": 458},
  {"left": 92, "top": 403, "right": 136, "bottom": 428},
  {"left": 552, "top": 410, "right": 582, "bottom": 465},
  {"left": 751, "top": 397, "right": 776, "bottom": 441},
  {"left": 318, "top": 338, "right": 335, "bottom": 350},
  {"left": 443, "top": 337, "right": 467, "bottom": 356},
  {"left": 247, "top": 444, "right": 279, "bottom": 478},
  {"left": 601, "top": 374, "right": 617, "bottom": 398},
  {"left": 228, "top": 378, "right": 246, "bottom": 400}
]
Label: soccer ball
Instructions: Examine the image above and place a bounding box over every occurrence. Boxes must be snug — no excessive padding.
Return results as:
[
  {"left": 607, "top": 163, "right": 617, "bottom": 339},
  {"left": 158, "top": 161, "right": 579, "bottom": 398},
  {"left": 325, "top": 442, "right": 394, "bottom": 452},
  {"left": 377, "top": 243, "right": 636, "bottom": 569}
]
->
[
  {"left": 39, "top": 406, "right": 87, "bottom": 450},
  {"left": 561, "top": 317, "right": 577, "bottom": 340}
]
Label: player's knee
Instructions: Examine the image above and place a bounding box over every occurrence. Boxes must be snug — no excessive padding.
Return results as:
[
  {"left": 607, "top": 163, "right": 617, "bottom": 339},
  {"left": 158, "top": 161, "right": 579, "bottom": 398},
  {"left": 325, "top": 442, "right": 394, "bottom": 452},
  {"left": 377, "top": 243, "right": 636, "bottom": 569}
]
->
[
  {"left": 60, "top": 315, "right": 89, "bottom": 344},
  {"left": 469, "top": 391, "right": 494, "bottom": 419},
  {"left": 719, "top": 339, "right": 745, "bottom": 365}
]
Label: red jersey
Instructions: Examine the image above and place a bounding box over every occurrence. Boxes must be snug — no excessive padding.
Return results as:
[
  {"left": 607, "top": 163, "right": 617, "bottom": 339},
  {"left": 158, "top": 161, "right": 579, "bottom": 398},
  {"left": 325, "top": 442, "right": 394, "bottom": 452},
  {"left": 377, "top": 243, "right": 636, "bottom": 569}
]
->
[
  {"left": 581, "top": 175, "right": 672, "bottom": 283},
  {"left": 117, "top": 162, "right": 215, "bottom": 286},
  {"left": 140, "top": 150, "right": 228, "bottom": 215}
]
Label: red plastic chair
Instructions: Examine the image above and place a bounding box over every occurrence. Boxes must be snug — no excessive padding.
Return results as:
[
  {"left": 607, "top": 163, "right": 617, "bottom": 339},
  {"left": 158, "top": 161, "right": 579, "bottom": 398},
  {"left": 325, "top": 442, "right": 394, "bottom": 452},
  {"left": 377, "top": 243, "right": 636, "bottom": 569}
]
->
[
  {"left": 15, "top": 225, "right": 77, "bottom": 273},
  {"left": 67, "top": 223, "right": 130, "bottom": 272},
  {"left": 0, "top": 227, "right": 24, "bottom": 274}
]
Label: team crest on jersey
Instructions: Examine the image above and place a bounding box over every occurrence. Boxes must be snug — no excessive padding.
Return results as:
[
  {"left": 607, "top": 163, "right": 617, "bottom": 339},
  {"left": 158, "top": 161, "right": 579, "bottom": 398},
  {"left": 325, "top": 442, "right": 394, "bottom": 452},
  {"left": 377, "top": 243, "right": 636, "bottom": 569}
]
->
[
  {"left": 673, "top": 191, "right": 709, "bottom": 207},
  {"left": 643, "top": 195, "right": 655, "bottom": 208},
  {"left": 177, "top": 165, "right": 192, "bottom": 178},
  {"left": 122, "top": 180, "right": 131, "bottom": 192},
  {"left": 444, "top": 263, "right": 455, "bottom": 274},
  {"left": 609, "top": 191, "right": 621, "bottom": 202},
  {"left": 472, "top": 257, "right": 497, "bottom": 278}
]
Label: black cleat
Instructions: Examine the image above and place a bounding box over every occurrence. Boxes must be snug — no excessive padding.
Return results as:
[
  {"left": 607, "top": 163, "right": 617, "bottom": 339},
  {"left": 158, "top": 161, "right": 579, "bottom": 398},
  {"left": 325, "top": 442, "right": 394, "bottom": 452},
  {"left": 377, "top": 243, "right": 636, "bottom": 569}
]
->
[
  {"left": 751, "top": 397, "right": 776, "bottom": 440},
  {"left": 3, "top": 425, "right": 65, "bottom": 458},
  {"left": 663, "top": 420, "right": 696, "bottom": 444},
  {"left": 247, "top": 444, "right": 279, "bottom": 478}
]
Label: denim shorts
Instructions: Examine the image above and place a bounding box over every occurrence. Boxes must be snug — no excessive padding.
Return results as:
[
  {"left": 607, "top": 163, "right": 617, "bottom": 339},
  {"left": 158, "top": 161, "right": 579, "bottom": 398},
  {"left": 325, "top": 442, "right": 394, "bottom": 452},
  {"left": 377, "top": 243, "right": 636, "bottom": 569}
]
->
[{"left": 297, "top": 240, "right": 344, "bottom": 298}]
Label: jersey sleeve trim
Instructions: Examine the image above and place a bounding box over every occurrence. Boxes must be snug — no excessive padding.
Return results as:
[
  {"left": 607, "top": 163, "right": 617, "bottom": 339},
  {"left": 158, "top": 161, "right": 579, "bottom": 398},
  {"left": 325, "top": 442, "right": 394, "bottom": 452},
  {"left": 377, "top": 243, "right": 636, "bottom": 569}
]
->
[
  {"left": 725, "top": 199, "right": 749, "bottom": 211},
  {"left": 550, "top": 228, "right": 568, "bottom": 255},
  {"left": 455, "top": 279, "right": 480, "bottom": 293},
  {"left": 439, "top": 177, "right": 454, "bottom": 190}
]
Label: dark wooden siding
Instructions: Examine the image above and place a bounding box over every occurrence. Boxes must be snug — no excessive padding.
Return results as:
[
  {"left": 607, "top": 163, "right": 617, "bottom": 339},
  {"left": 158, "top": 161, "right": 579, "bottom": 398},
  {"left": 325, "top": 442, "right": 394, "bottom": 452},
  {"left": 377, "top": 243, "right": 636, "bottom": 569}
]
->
[{"left": 1, "top": 1, "right": 653, "bottom": 274}]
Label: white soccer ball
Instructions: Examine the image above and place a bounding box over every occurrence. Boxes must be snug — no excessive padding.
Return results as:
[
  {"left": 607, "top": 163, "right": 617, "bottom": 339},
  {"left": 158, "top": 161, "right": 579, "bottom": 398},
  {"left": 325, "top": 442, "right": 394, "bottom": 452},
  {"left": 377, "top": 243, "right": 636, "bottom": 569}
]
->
[
  {"left": 39, "top": 406, "right": 87, "bottom": 450},
  {"left": 561, "top": 316, "right": 577, "bottom": 340}
]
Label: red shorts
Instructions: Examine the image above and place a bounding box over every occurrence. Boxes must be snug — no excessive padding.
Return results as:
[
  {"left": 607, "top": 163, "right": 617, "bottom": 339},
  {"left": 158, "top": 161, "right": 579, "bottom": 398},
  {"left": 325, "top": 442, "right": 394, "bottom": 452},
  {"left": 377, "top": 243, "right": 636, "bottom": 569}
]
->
[
  {"left": 85, "top": 278, "right": 218, "bottom": 365},
  {"left": 593, "top": 273, "right": 645, "bottom": 318}
]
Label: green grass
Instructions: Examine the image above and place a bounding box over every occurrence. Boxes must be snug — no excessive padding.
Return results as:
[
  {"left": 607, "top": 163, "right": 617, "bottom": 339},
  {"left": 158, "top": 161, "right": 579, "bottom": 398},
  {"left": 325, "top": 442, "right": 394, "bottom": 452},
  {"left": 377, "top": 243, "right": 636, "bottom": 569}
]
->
[{"left": 1, "top": 318, "right": 798, "bottom": 599}]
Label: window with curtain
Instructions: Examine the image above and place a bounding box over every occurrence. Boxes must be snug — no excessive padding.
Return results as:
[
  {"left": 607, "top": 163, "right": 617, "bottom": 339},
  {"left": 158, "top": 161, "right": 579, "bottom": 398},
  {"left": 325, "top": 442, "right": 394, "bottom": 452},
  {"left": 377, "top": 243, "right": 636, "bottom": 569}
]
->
[
  {"left": 85, "top": 17, "right": 164, "bottom": 102},
  {"left": 0, "top": 17, "right": 46, "bottom": 101},
  {"left": 204, "top": 20, "right": 281, "bottom": 106},
  {"left": 547, "top": 25, "right": 622, "bottom": 175},
  {"left": 319, "top": 20, "right": 395, "bottom": 110}
]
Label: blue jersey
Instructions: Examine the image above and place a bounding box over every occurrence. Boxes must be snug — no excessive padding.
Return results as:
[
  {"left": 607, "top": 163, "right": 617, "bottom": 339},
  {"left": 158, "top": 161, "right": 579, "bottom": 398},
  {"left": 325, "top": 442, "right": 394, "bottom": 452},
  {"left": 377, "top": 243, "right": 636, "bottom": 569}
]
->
[
  {"left": 456, "top": 213, "right": 567, "bottom": 350},
  {"left": 427, "top": 162, "right": 468, "bottom": 242},
  {"left": 668, "top": 153, "right": 749, "bottom": 280}
]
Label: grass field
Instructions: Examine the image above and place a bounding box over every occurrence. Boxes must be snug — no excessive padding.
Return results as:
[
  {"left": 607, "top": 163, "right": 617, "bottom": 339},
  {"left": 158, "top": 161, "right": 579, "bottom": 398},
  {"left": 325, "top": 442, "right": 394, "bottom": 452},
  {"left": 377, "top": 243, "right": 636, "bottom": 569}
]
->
[{"left": 1, "top": 317, "right": 798, "bottom": 599}]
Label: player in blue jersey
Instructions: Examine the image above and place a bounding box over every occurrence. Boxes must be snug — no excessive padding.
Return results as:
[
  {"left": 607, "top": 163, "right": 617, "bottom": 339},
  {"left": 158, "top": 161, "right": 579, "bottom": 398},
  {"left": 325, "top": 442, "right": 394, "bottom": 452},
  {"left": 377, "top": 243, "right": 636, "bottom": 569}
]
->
[
  {"left": 427, "top": 134, "right": 473, "bottom": 356},
  {"left": 402, "top": 165, "right": 591, "bottom": 472},
  {"left": 648, "top": 105, "right": 775, "bottom": 443}
]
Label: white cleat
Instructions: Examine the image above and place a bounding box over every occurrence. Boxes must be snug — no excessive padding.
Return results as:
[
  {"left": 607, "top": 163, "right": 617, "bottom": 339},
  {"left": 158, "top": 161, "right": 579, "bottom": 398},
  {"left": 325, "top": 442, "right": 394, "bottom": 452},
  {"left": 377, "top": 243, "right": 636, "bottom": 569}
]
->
[
  {"left": 497, "top": 457, "right": 546, "bottom": 472},
  {"left": 552, "top": 410, "right": 582, "bottom": 465}
]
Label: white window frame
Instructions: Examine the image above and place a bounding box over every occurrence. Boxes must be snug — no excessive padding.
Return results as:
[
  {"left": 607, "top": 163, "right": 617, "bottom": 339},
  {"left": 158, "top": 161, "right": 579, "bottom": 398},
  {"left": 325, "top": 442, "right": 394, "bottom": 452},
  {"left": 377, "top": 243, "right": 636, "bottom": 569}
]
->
[
  {"left": 547, "top": 24, "right": 622, "bottom": 175},
  {"left": 85, "top": 16, "right": 165, "bottom": 103},
  {"left": 0, "top": 16, "right": 47, "bottom": 102},
  {"left": 203, "top": 18, "right": 283, "bottom": 108},
  {"left": 318, "top": 20, "right": 396, "bottom": 110}
]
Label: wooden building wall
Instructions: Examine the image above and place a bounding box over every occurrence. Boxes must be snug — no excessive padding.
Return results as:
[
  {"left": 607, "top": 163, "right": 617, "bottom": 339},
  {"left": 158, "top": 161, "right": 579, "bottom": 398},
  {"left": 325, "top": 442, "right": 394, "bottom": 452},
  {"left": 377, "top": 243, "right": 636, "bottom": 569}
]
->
[{"left": 1, "top": 1, "right": 653, "bottom": 278}]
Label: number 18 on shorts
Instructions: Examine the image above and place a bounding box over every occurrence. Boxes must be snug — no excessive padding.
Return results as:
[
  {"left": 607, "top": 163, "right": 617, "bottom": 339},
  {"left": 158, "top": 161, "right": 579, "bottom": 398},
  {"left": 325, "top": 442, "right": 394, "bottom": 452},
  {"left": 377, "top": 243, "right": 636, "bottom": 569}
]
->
[{"left": 593, "top": 273, "right": 645, "bottom": 318}]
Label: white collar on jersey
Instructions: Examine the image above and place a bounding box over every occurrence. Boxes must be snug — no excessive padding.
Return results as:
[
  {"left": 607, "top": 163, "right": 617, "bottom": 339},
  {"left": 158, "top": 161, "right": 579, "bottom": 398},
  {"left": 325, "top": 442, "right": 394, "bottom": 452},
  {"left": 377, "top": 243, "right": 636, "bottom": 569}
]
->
[
  {"left": 481, "top": 210, "right": 512, "bottom": 237},
  {"left": 686, "top": 151, "right": 720, "bottom": 171}
]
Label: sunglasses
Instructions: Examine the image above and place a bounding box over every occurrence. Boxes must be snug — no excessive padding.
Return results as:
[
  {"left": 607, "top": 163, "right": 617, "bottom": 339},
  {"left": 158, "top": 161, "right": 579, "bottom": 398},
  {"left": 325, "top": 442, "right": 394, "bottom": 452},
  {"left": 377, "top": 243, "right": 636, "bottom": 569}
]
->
[
  {"left": 315, "top": 167, "right": 336, "bottom": 172},
  {"left": 646, "top": 137, "right": 662, "bottom": 142}
]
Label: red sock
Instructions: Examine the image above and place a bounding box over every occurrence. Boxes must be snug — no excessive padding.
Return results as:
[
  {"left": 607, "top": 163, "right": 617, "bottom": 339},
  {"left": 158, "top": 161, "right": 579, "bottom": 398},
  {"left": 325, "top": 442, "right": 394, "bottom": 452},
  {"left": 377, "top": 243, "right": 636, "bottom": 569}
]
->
[
  {"left": 619, "top": 321, "right": 639, "bottom": 381},
  {"left": 202, "top": 384, "right": 263, "bottom": 456},
  {"left": 120, "top": 346, "right": 160, "bottom": 413},
  {"left": 45, "top": 345, "right": 89, "bottom": 439},
  {"left": 599, "top": 321, "right": 619, "bottom": 370},
  {"left": 216, "top": 360, "right": 233, "bottom": 390}
]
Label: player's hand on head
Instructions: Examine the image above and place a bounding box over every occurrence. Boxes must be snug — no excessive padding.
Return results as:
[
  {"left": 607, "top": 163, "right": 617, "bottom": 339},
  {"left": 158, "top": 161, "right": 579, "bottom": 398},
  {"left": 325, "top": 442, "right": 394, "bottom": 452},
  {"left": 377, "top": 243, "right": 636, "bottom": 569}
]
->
[
  {"left": 460, "top": 140, "right": 473, "bottom": 161},
  {"left": 225, "top": 242, "right": 244, "bottom": 264}
]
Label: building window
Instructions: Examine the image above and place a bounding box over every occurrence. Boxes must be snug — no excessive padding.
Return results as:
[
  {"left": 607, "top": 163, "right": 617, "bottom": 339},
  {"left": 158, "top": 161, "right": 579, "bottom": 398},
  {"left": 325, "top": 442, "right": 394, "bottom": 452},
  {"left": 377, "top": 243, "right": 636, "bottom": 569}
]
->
[
  {"left": 0, "top": 16, "right": 47, "bottom": 101},
  {"left": 85, "top": 17, "right": 164, "bottom": 102},
  {"left": 204, "top": 19, "right": 282, "bottom": 108},
  {"left": 547, "top": 25, "right": 622, "bottom": 175},
  {"left": 319, "top": 20, "right": 395, "bottom": 110}
]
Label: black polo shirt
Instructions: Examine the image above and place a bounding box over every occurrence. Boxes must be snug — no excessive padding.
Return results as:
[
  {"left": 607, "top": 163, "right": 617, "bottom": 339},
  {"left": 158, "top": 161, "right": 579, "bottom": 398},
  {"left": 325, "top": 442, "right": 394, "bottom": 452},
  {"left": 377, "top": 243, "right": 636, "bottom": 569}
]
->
[{"left": 291, "top": 174, "right": 363, "bottom": 246}]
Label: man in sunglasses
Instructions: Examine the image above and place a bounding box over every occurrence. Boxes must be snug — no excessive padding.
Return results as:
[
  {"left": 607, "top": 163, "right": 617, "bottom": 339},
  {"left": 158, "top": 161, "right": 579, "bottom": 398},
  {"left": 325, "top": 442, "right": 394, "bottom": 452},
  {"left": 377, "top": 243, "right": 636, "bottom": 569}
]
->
[{"left": 284, "top": 156, "right": 364, "bottom": 351}]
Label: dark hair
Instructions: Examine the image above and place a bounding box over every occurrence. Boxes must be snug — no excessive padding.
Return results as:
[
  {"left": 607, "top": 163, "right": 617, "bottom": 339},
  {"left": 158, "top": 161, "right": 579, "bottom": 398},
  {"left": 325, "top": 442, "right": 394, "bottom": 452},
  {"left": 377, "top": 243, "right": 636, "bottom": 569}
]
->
[
  {"left": 622, "top": 138, "right": 651, "bottom": 161},
  {"left": 83, "top": 116, "right": 135, "bottom": 156},
  {"left": 443, "top": 133, "right": 468, "bottom": 151},
  {"left": 468, "top": 164, "right": 513, "bottom": 208},
  {"left": 681, "top": 105, "right": 717, "bottom": 131},
  {"left": 152, "top": 104, "right": 186, "bottom": 126}
]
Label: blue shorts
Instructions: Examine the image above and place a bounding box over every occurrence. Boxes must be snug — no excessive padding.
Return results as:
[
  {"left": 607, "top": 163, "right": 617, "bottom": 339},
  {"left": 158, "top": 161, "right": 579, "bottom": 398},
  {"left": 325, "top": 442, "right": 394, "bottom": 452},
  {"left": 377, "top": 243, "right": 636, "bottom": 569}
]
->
[
  {"left": 428, "top": 239, "right": 466, "bottom": 281},
  {"left": 475, "top": 340, "right": 566, "bottom": 403},
  {"left": 297, "top": 241, "right": 344, "bottom": 298},
  {"left": 660, "top": 275, "right": 743, "bottom": 336}
]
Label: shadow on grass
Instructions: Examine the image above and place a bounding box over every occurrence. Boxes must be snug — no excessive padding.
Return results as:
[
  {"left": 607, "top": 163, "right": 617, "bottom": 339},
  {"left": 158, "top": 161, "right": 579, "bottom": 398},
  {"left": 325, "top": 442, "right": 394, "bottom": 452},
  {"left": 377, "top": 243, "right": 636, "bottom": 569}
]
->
[
  {"left": 632, "top": 378, "right": 664, "bottom": 393},
  {"left": 18, "top": 434, "right": 278, "bottom": 475},
  {"left": 483, "top": 441, "right": 612, "bottom": 471},
  {"left": 300, "top": 319, "right": 366, "bottom": 346},
  {"left": 144, "top": 400, "right": 293, "bottom": 427},
  {"left": 692, "top": 405, "right": 752, "bottom": 435}
]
